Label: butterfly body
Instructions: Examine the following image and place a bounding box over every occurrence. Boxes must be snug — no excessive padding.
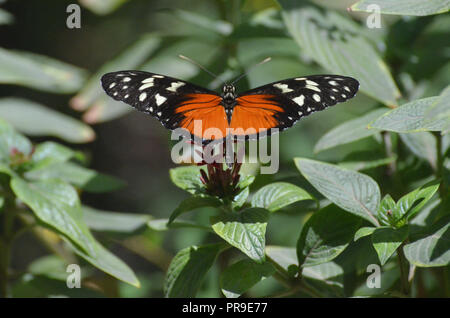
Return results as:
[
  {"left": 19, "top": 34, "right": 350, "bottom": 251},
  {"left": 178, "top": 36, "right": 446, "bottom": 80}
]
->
[{"left": 101, "top": 70, "right": 359, "bottom": 144}]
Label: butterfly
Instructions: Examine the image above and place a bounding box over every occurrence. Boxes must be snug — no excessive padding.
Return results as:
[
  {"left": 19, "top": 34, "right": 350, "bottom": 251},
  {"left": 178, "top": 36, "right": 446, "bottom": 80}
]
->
[{"left": 101, "top": 70, "right": 359, "bottom": 144}]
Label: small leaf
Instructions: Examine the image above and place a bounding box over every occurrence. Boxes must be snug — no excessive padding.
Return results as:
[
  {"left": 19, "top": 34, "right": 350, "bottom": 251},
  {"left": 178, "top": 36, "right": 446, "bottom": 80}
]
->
[
  {"left": 211, "top": 208, "right": 270, "bottom": 263},
  {"left": 28, "top": 255, "right": 71, "bottom": 281},
  {"left": 0, "top": 98, "right": 95, "bottom": 143},
  {"left": 351, "top": 0, "right": 450, "bottom": 16},
  {"left": 354, "top": 227, "right": 377, "bottom": 241},
  {"left": 0, "top": 48, "right": 87, "bottom": 93},
  {"left": 403, "top": 217, "right": 450, "bottom": 267},
  {"left": 372, "top": 226, "right": 409, "bottom": 265},
  {"left": 168, "top": 195, "right": 222, "bottom": 224},
  {"left": 169, "top": 165, "right": 204, "bottom": 194},
  {"left": 164, "top": 243, "right": 226, "bottom": 297},
  {"left": 31, "top": 142, "right": 76, "bottom": 168},
  {"left": 82, "top": 206, "right": 150, "bottom": 233},
  {"left": 220, "top": 259, "right": 275, "bottom": 298},
  {"left": 339, "top": 156, "right": 397, "bottom": 171},
  {"left": 369, "top": 97, "right": 447, "bottom": 133},
  {"left": 10, "top": 178, "right": 94, "bottom": 254},
  {"left": 302, "top": 261, "right": 345, "bottom": 295},
  {"left": 424, "top": 86, "right": 450, "bottom": 133},
  {"left": 0, "top": 118, "right": 32, "bottom": 163},
  {"left": 314, "top": 109, "right": 387, "bottom": 153},
  {"left": 295, "top": 158, "right": 380, "bottom": 225},
  {"left": 79, "top": 0, "right": 130, "bottom": 15},
  {"left": 251, "top": 182, "right": 315, "bottom": 212},
  {"left": 297, "top": 205, "right": 361, "bottom": 267},
  {"left": 25, "top": 162, "right": 125, "bottom": 193},
  {"left": 396, "top": 181, "right": 440, "bottom": 222}
]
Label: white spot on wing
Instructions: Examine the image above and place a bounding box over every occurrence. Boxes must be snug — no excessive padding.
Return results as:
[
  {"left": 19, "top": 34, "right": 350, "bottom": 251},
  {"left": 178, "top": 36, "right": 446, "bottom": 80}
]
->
[
  {"left": 166, "top": 81, "right": 185, "bottom": 92},
  {"left": 142, "top": 77, "right": 155, "bottom": 84},
  {"left": 139, "top": 82, "right": 154, "bottom": 90},
  {"left": 306, "top": 80, "right": 318, "bottom": 86},
  {"left": 109, "top": 83, "right": 116, "bottom": 89},
  {"left": 344, "top": 86, "right": 351, "bottom": 92},
  {"left": 139, "top": 92, "right": 147, "bottom": 101},
  {"left": 155, "top": 93, "right": 167, "bottom": 106},
  {"left": 123, "top": 77, "right": 131, "bottom": 82},
  {"left": 329, "top": 80, "right": 338, "bottom": 86},
  {"left": 313, "top": 94, "right": 321, "bottom": 102},
  {"left": 295, "top": 77, "right": 306, "bottom": 81},
  {"left": 293, "top": 95, "right": 305, "bottom": 106},
  {"left": 273, "top": 83, "right": 293, "bottom": 93},
  {"left": 306, "top": 85, "right": 321, "bottom": 92},
  {"left": 153, "top": 75, "right": 164, "bottom": 78}
]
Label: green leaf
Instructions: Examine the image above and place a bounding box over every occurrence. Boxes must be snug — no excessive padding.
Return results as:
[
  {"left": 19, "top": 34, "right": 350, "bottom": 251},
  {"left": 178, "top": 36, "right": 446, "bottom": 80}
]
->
[
  {"left": 31, "top": 142, "right": 76, "bottom": 168},
  {"left": 168, "top": 195, "right": 222, "bottom": 224},
  {"left": 164, "top": 243, "right": 226, "bottom": 297},
  {"left": 265, "top": 246, "right": 297, "bottom": 272},
  {"left": 297, "top": 205, "right": 361, "bottom": 267},
  {"left": 279, "top": 2, "right": 400, "bottom": 106},
  {"left": 369, "top": 97, "right": 448, "bottom": 132},
  {"left": 0, "top": 98, "right": 95, "bottom": 143},
  {"left": 169, "top": 165, "right": 204, "bottom": 194},
  {"left": 351, "top": 0, "right": 450, "bottom": 16},
  {"left": 372, "top": 226, "right": 409, "bottom": 265},
  {"left": 400, "top": 132, "right": 437, "bottom": 169},
  {"left": 339, "top": 156, "right": 397, "bottom": 171},
  {"left": 166, "top": 9, "right": 232, "bottom": 36},
  {"left": 302, "top": 261, "right": 344, "bottom": 295},
  {"left": 0, "top": 118, "right": 32, "bottom": 163},
  {"left": 396, "top": 181, "right": 440, "bottom": 222},
  {"left": 314, "top": 109, "right": 387, "bottom": 153},
  {"left": 82, "top": 206, "right": 150, "bottom": 233},
  {"left": 403, "top": 217, "right": 450, "bottom": 267},
  {"left": 378, "top": 194, "right": 397, "bottom": 226},
  {"left": 0, "top": 48, "right": 87, "bottom": 93},
  {"left": 251, "top": 182, "right": 315, "bottom": 212},
  {"left": 211, "top": 208, "right": 270, "bottom": 263},
  {"left": 354, "top": 227, "right": 377, "bottom": 241},
  {"left": 71, "top": 33, "right": 161, "bottom": 112},
  {"left": 10, "top": 178, "right": 95, "bottom": 254},
  {"left": 220, "top": 259, "right": 275, "bottom": 298},
  {"left": 65, "top": 235, "right": 140, "bottom": 287},
  {"left": 28, "top": 255, "right": 71, "bottom": 281},
  {"left": 79, "top": 0, "right": 129, "bottom": 15},
  {"left": 295, "top": 158, "right": 380, "bottom": 225},
  {"left": 25, "top": 162, "right": 125, "bottom": 193}
]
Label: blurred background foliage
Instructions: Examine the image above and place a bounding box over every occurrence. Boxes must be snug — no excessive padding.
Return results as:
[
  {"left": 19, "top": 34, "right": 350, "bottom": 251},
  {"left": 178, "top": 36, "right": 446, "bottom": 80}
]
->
[{"left": 0, "top": 0, "right": 448, "bottom": 297}]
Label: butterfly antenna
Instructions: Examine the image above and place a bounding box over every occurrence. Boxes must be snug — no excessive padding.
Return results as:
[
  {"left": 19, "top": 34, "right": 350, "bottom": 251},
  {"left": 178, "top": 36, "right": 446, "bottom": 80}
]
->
[
  {"left": 178, "top": 55, "right": 224, "bottom": 84},
  {"left": 231, "top": 57, "right": 271, "bottom": 85}
]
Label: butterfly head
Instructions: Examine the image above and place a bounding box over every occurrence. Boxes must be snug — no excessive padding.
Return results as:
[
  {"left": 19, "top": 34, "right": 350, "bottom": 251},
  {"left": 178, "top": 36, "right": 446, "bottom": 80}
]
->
[{"left": 222, "top": 84, "right": 236, "bottom": 103}]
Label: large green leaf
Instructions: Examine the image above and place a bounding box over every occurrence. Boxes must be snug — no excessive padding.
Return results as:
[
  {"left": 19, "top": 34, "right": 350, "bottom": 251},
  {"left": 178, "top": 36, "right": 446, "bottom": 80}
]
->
[
  {"left": 372, "top": 226, "right": 409, "bottom": 265},
  {"left": 0, "top": 98, "right": 95, "bottom": 143},
  {"left": 424, "top": 86, "right": 450, "bottom": 133},
  {"left": 168, "top": 195, "right": 222, "bottom": 224},
  {"left": 403, "top": 217, "right": 450, "bottom": 267},
  {"left": 351, "top": 0, "right": 450, "bottom": 16},
  {"left": 0, "top": 48, "right": 87, "bottom": 93},
  {"left": 314, "top": 108, "right": 386, "bottom": 153},
  {"left": 211, "top": 208, "right": 270, "bottom": 263},
  {"left": 164, "top": 243, "right": 226, "bottom": 297},
  {"left": 251, "top": 182, "right": 315, "bottom": 212},
  {"left": 220, "top": 259, "right": 275, "bottom": 298},
  {"left": 82, "top": 206, "right": 150, "bottom": 233},
  {"left": 297, "top": 205, "right": 361, "bottom": 267},
  {"left": 279, "top": 2, "right": 400, "bottom": 106},
  {"left": 25, "top": 162, "right": 125, "bottom": 193},
  {"left": 295, "top": 158, "right": 380, "bottom": 225},
  {"left": 10, "top": 178, "right": 94, "bottom": 254},
  {"left": 369, "top": 97, "right": 447, "bottom": 132}
]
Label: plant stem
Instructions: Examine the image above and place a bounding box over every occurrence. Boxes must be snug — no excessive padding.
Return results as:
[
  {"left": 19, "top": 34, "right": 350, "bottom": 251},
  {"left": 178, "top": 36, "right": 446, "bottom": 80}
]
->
[
  {"left": 397, "top": 242, "right": 411, "bottom": 296},
  {"left": 0, "top": 192, "right": 16, "bottom": 298},
  {"left": 433, "top": 132, "right": 446, "bottom": 199}
]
